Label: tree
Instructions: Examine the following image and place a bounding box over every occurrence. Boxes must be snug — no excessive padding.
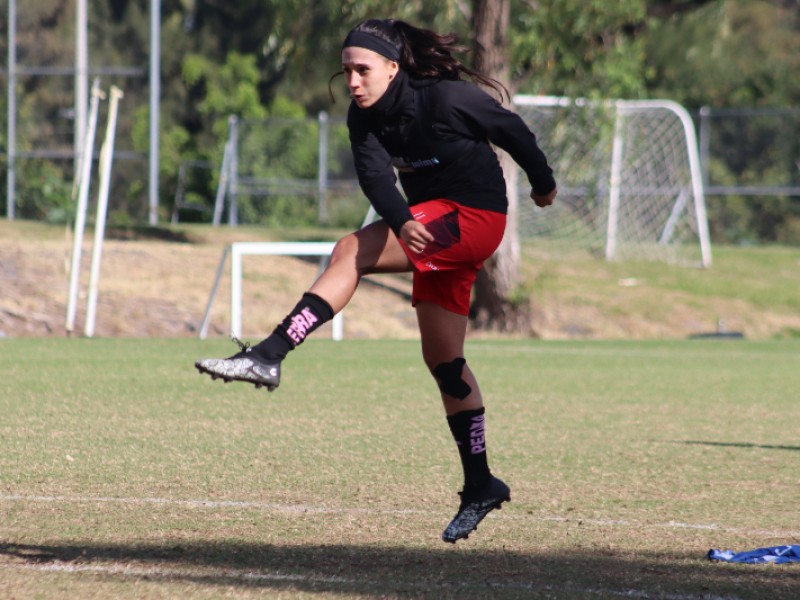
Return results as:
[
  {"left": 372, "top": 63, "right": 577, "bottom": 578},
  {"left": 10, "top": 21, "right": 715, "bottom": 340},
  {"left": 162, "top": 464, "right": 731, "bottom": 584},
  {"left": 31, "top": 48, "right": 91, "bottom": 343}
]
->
[
  {"left": 468, "top": 0, "right": 650, "bottom": 331},
  {"left": 468, "top": 0, "right": 530, "bottom": 331},
  {"left": 643, "top": 1, "right": 800, "bottom": 107}
]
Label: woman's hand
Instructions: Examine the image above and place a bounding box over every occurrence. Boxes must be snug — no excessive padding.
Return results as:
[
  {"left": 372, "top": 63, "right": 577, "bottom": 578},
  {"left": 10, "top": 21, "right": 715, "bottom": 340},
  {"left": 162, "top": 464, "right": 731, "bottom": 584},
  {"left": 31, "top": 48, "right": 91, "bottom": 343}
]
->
[
  {"left": 531, "top": 187, "right": 557, "bottom": 208},
  {"left": 400, "top": 220, "right": 434, "bottom": 254}
]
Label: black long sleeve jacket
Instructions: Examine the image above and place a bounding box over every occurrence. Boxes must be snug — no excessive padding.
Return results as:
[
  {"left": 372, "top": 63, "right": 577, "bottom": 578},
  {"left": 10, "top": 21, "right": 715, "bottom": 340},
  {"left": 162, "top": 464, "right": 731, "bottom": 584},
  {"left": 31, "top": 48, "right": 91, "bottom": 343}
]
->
[{"left": 347, "top": 71, "right": 556, "bottom": 235}]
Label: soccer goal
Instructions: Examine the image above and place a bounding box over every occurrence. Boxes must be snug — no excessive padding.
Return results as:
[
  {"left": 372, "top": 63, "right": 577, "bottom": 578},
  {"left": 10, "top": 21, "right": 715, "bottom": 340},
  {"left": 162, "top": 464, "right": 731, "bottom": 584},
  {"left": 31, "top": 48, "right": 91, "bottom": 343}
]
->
[
  {"left": 513, "top": 96, "right": 712, "bottom": 267},
  {"left": 198, "top": 242, "right": 344, "bottom": 341}
]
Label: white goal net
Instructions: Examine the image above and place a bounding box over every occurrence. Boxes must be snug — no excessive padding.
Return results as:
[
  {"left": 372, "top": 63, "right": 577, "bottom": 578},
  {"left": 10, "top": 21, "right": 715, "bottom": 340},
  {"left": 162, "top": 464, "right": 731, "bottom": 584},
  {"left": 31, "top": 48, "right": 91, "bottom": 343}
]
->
[{"left": 513, "top": 96, "right": 712, "bottom": 267}]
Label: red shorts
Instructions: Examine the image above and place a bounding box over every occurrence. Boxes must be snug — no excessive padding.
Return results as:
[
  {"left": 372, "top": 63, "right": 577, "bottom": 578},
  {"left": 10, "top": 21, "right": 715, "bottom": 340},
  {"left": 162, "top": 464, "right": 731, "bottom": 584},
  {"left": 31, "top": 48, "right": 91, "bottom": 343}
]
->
[{"left": 398, "top": 199, "right": 506, "bottom": 316}]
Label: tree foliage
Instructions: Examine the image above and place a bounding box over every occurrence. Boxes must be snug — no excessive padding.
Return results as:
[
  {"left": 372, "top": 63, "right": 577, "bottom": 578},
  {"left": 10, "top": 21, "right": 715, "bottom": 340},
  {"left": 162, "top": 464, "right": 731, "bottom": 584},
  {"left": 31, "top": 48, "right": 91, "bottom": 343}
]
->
[
  {"left": 644, "top": 1, "right": 800, "bottom": 107},
  {"left": 510, "top": 0, "right": 648, "bottom": 98},
  {"left": 1, "top": 0, "right": 798, "bottom": 239}
]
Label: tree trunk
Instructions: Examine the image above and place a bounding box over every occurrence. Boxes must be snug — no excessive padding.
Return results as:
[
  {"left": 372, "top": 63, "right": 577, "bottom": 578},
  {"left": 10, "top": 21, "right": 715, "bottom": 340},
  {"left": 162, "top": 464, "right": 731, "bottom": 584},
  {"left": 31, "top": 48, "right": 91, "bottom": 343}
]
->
[{"left": 469, "top": 0, "right": 533, "bottom": 333}]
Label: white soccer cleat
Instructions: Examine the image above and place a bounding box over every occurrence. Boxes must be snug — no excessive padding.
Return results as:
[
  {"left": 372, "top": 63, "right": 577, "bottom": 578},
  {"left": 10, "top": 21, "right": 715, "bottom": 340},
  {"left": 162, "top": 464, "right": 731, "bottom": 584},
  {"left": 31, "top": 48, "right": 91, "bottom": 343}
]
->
[{"left": 195, "top": 338, "right": 281, "bottom": 391}]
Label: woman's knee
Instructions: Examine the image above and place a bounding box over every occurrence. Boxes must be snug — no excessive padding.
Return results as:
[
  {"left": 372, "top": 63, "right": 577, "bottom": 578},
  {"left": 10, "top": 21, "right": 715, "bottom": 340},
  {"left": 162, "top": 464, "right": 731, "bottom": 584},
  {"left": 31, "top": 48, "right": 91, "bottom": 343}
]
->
[
  {"left": 429, "top": 356, "right": 474, "bottom": 400},
  {"left": 330, "top": 232, "right": 359, "bottom": 264},
  {"left": 329, "top": 232, "right": 376, "bottom": 278}
]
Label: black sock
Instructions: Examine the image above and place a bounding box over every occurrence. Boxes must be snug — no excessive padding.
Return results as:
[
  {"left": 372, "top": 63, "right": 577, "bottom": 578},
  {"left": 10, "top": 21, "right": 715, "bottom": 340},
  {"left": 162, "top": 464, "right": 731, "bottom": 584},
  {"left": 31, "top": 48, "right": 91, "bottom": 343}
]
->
[
  {"left": 446, "top": 407, "right": 491, "bottom": 491},
  {"left": 251, "top": 292, "right": 334, "bottom": 360}
]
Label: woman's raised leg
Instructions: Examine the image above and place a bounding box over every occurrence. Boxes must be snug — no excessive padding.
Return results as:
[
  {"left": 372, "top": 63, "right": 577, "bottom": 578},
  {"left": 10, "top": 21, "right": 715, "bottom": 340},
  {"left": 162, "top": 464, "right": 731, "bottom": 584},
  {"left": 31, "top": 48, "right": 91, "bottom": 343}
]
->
[
  {"left": 309, "top": 220, "right": 412, "bottom": 313},
  {"left": 195, "top": 221, "right": 411, "bottom": 390}
]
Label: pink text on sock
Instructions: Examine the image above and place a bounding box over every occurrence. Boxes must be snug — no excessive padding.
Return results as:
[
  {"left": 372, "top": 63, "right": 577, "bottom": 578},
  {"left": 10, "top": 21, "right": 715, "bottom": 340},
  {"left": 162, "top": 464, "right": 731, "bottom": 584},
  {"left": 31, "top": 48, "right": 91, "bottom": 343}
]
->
[
  {"left": 470, "top": 415, "right": 486, "bottom": 455},
  {"left": 286, "top": 308, "right": 319, "bottom": 345}
]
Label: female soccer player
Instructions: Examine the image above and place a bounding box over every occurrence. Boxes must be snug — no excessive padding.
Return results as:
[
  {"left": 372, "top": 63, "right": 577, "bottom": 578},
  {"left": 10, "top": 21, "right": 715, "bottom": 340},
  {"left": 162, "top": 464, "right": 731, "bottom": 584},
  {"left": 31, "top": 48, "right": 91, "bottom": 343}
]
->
[{"left": 196, "top": 18, "right": 557, "bottom": 543}]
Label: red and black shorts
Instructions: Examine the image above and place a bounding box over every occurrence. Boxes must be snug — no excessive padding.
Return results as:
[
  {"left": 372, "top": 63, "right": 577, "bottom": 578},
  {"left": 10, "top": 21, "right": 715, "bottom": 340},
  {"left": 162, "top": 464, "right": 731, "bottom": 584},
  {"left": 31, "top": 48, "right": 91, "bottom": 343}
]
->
[{"left": 398, "top": 199, "right": 506, "bottom": 316}]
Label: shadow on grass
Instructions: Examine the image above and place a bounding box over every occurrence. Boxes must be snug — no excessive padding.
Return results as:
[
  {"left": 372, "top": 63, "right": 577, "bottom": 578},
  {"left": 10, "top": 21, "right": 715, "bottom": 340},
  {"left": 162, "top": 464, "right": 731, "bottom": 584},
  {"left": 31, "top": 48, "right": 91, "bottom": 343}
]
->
[
  {"left": 674, "top": 440, "right": 800, "bottom": 452},
  {"left": 1, "top": 540, "right": 797, "bottom": 599}
]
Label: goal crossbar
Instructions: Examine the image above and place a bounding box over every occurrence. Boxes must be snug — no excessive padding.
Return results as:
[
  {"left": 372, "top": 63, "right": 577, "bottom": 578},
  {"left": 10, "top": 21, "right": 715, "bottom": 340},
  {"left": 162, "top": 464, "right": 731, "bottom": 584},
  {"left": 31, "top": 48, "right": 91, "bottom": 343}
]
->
[
  {"left": 199, "top": 242, "right": 343, "bottom": 341},
  {"left": 513, "top": 95, "right": 712, "bottom": 267}
]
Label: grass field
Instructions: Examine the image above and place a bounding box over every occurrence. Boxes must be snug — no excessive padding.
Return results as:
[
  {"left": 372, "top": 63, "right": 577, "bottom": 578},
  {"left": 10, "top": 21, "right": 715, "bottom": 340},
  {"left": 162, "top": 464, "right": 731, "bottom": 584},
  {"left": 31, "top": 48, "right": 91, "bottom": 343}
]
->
[{"left": 2, "top": 337, "right": 800, "bottom": 598}]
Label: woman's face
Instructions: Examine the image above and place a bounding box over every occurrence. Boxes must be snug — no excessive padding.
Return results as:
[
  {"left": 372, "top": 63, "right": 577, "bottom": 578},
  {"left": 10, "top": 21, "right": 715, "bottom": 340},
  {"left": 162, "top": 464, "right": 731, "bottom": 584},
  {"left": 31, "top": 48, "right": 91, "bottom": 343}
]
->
[{"left": 342, "top": 46, "right": 399, "bottom": 109}]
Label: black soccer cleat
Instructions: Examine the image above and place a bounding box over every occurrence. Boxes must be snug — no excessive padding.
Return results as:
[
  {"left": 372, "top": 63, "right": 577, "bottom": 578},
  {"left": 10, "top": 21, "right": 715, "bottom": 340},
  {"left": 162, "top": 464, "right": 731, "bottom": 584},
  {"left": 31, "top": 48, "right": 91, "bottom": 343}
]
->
[
  {"left": 195, "top": 338, "right": 281, "bottom": 391},
  {"left": 442, "top": 475, "right": 510, "bottom": 544}
]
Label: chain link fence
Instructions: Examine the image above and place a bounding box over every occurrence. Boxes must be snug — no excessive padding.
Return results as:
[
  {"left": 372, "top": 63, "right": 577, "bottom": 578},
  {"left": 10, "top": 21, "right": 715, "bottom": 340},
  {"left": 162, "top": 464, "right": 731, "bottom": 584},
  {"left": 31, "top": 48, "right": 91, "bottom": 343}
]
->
[
  {"left": 0, "top": 61, "right": 150, "bottom": 224},
  {"left": 174, "top": 113, "right": 369, "bottom": 229},
  {"left": 202, "top": 102, "right": 798, "bottom": 250},
  {"left": 4, "top": 85, "right": 800, "bottom": 246},
  {"left": 696, "top": 107, "right": 800, "bottom": 244}
]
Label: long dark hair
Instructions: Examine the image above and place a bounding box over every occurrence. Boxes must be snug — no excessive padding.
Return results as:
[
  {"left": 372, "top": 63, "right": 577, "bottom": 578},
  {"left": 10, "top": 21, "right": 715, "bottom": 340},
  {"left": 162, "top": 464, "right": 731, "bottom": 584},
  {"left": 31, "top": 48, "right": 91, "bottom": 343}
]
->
[{"left": 329, "top": 19, "right": 509, "bottom": 103}]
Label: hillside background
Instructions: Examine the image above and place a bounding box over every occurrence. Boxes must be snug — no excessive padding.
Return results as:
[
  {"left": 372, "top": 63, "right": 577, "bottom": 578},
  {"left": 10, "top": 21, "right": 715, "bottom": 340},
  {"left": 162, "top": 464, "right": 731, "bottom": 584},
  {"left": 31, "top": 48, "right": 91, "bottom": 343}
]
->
[{"left": 2, "top": 220, "right": 798, "bottom": 341}]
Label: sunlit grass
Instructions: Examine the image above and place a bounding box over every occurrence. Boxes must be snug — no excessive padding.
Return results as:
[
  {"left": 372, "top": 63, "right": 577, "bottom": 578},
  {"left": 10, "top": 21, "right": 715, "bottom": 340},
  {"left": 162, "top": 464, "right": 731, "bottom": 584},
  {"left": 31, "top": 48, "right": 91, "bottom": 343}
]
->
[{"left": 1, "top": 337, "right": 799, "bottom": 598}]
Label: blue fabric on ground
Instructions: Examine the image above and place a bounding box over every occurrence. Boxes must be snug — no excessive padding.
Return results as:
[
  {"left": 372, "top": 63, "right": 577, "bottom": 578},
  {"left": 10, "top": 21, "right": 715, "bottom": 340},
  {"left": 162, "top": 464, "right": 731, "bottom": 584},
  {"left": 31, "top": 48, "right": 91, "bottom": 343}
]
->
[{"left": 708, "top": 545, "right": 800, "bottom": 564}]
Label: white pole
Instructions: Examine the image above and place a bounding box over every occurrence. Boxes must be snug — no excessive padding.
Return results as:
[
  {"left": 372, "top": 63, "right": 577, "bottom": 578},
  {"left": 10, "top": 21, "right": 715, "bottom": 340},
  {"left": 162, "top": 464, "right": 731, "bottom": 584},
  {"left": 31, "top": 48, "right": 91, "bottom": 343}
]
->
[
  {"left": 75, "top": 0, "right": 88, "bottom": 167},
  {"left": 148, "top": 0, "right": 161, "bottom": 225},
  {"left": 228, "top": 116, "right": 238, "bottom": 226},
  {"left": 332, "top": 313, "right": 343, "bottom": 341},
  {"left": 317, "top": 111, "right": 329, "bottom": 224},
  {"left": 231, "top": 244, "right": 243, "bottom": 338},
  {"left": 85, "top": 87, "right": 124, "bottom": 338},
  {"left": 198, "top": 246, "right": 230, "bottom": 339},
  {"left": 671, "top": 101, "right": 713, "bottom": 268},
  {"left": 212, "top": 136, "right": 233, "bottom": 226},
  {"left": 605, "top": 102, "right": 624, "bottom": 261},
  {"left": 66, "top": 80, "right": 105, "bottom": 336},
  {"left": 6, "top": 0, "right": 16, "bottom": 221}
]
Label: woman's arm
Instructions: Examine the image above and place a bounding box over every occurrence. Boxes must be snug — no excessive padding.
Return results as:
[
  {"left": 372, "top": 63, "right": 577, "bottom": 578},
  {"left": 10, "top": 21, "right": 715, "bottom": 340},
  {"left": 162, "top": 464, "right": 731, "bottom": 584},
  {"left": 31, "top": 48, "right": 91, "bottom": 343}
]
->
[
  {"left": 446, "top": 82, "right": 557, "bottom": 197},
  {"left": 348, "top": 108, "right": 415, "bottom": 235}
]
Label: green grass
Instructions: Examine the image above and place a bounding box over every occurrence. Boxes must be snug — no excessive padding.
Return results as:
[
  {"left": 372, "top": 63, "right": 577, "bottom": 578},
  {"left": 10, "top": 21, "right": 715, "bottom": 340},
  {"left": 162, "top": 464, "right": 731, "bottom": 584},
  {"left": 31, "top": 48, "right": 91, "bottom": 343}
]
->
[
  {"left": 520, "top": 241, "right": 800, "bottom": 339},
  {"left": 523, "top": 242, "right": 800, "bottom": 313},
  {"left": 2, "top": 337, "right": 800, "bottom": 598}
]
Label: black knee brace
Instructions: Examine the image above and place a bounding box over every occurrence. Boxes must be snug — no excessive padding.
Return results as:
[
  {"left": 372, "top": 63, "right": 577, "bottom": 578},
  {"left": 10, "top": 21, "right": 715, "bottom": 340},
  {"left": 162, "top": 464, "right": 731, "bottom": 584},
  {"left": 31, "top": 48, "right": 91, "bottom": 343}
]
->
[{"left": 432, "top": 357, "right": 472, "bottom": 400}]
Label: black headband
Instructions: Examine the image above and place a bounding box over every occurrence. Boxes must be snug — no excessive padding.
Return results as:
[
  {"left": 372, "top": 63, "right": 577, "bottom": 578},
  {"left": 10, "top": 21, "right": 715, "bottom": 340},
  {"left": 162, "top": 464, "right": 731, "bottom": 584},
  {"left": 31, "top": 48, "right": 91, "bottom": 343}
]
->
[{"left": 342, "top": 30, "right": 401, "bottom": 62}]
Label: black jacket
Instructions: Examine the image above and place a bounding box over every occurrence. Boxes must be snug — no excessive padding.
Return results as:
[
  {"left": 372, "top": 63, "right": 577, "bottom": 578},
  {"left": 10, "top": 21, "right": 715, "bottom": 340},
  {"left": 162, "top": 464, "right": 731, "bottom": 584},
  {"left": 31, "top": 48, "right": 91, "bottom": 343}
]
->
[{"left": 347, "top": 71, "right": 556, "bottom": 235}]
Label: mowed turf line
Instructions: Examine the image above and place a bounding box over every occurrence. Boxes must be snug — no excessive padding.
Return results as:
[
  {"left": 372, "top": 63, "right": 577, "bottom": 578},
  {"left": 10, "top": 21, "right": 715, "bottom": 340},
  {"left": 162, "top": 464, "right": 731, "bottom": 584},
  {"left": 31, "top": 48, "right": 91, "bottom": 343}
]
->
[{"left": 1, "top": 337, "right": 799, "bottom": 599}]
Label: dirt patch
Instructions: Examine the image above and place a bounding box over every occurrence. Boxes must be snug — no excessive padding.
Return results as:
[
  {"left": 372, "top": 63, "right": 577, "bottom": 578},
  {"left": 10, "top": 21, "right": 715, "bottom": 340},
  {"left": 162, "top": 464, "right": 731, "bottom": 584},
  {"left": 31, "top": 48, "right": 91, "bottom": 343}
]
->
[
  {"left": 0, "top": 233, "right": 419, "bottom": 340},
  {"left": 2, "top": 227, "right": 799, "bottom": 340}
]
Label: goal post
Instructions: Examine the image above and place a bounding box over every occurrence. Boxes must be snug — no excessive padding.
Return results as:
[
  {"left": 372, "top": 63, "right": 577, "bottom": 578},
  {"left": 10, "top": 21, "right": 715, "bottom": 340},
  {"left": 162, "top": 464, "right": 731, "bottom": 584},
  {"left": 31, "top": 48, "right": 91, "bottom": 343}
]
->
[
  {"left": 513, "top": 95, "right": 712, "bottom": 268},
  {"left": 199, "top": 242, "right": 343, "bottom": 341}
]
